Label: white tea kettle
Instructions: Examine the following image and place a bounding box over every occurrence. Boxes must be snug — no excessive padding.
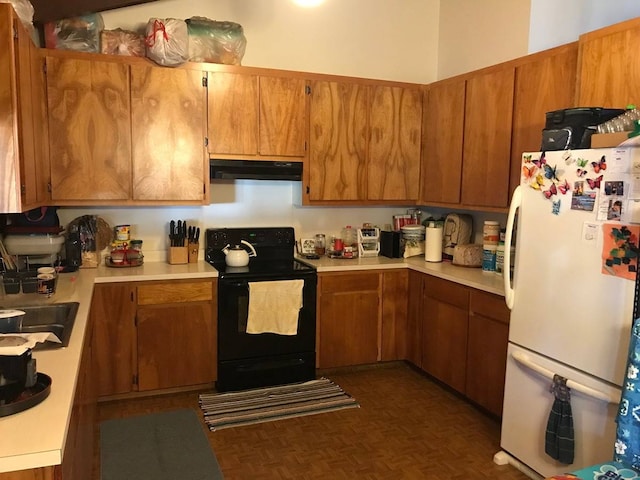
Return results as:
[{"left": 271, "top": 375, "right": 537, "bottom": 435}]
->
[{"left": 222, "top": 240, "right": 257, "bottom": 267}]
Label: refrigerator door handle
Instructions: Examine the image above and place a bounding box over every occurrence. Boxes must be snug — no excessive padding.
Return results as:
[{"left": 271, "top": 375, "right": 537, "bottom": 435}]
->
[
  {"left": 504, "top": 185, "right": 521, "bottom": 310},
  {"left": 512, "top": 350, "right": 619, "bottom": 404}
]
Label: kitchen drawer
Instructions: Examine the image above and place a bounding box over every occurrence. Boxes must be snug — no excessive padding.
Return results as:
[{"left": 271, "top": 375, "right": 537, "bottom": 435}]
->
[
  {"left": 137, "top": 280, "right": 213, "bottom": 305},
  {"left": 469, "top": 290, "right": 509, "bottom": 324},
  {"left": 423, "top": 275, "right": 468, "bottom": 309},
  {"left": 319, "top": 272, "right": 380, "bottom": 294}
]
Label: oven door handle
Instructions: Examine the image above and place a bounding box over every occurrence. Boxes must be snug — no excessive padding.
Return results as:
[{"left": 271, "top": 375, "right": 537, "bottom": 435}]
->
[{"left": 223, "top": 281, "right": 249, "bottom": 289}]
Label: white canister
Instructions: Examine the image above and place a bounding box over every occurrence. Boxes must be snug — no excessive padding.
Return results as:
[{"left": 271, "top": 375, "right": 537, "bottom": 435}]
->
[
  {"left": 424, "top": 223, "right": 443, "bottom": 262},
  {"left": 483, "top": 221, "right": 500, "bottom": 246}
]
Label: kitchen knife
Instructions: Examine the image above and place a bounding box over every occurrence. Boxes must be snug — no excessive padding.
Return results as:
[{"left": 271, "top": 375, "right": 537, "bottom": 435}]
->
[
  {"left": 177, "top": 220, "right": 182, "bottom": 246},
  {"left": 169, "top": 220, "right": 175, "bottom": 247},
  {"left": 194, "top": 227, "right": 200, "bottom": 243}
]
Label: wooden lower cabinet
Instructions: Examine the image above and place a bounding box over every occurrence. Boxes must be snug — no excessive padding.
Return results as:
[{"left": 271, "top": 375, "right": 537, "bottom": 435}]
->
[
  {"left": 317, "top": 271, "right": 380, "bottom": 368},
  {"left": 317, "top": 269, "right": 408, "bottom": 368},
  {"left": 421, "top": 276, "right": 469, "bottom": 394},
  {"left": 411, "top": 272, "right": 510, "bottom": 417},
  {"left": 380, "top": 269, "right": 408, "bottom": 361},
  {"left": 137, "top": 302, "right": 215, "bottom": 391},
  {"left": 92, "top": 282, "right": 136, "bottom": 397},
  {"left": 91, "top": 279, "right": 217, "bottom": 398},
  {"left": 465, "top": 290, "right": 510, "bottom": 417}
]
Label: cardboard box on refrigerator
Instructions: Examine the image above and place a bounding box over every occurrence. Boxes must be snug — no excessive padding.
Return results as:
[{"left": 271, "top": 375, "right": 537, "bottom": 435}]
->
[{"left": 590, "top": 132, "right": 631, "bottom": 148}]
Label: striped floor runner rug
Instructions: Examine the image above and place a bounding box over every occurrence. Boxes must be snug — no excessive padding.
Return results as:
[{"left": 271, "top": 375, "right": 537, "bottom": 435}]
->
[{"left": 199, "top": 377, "right": 359, "bottom": 431}]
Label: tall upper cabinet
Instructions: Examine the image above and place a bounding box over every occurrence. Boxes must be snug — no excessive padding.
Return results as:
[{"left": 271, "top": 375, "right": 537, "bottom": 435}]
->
[
  {"left": 461, "top": 66, "right": 515, "bottom": 209},
  {"left": 130, "top": 64, "right": 207, "bottom": 202},
  {"left": 367, "top": 85, "right": 422, "bottom": 201},
  {"left": 420, "top": 78, "right": 466, "bottom": 205},
  {"left": 308, "top": 80, "right": 369, "bottom": 201},
  {"left": 510, "top": 43, "right": 578, "bottom": 196},
  {"left": 0, "top": 4, "right": 46, "bottom": 212},
  {"left": 46, "top": 56, "right": 132, "bottom": 202},
  {"left": 576, "top": 17, "right": 640, "bottom": 108}
]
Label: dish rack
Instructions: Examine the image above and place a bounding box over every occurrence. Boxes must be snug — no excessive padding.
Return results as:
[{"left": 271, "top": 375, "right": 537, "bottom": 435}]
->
[{"left": 358, "top": 227, "right": 380, "bottom": 257}]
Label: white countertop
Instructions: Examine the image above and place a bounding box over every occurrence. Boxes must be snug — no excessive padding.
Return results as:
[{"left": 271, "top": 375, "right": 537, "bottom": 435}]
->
[
  {"left": 299, "top": 255, "right": 506, "bottom": 296},
  {"left": 0, "top": 255, "right": 505, "bottom": 473}
]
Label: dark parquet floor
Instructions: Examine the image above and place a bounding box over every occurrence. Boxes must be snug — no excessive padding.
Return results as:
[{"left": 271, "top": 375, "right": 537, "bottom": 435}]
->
[{"left": 95, "top": 362, "right": 532, "bottom": 479}]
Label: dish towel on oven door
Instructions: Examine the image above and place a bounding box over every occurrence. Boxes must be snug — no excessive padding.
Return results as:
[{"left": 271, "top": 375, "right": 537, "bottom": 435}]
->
[
  {"left": 545, "top": 374, "right": 575, "bottom": 465},
  {"left": 246, "top": 280, "right": 303, "bottom": 335}
]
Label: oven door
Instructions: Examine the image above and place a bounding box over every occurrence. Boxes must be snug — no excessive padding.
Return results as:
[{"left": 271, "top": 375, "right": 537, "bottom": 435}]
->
[{"left": 216, "top": 271, "right": 317, "bottom": 391}]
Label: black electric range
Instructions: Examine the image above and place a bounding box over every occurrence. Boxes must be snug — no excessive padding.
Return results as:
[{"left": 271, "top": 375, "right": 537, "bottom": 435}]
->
[{"left": 205, "top": 227, "right": 317, "bottom": 392}]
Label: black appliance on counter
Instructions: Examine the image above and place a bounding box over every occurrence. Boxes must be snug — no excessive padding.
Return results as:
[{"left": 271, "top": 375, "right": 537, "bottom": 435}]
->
[{"left": 205, "top": 227, "right": 317, "bottom": 392}]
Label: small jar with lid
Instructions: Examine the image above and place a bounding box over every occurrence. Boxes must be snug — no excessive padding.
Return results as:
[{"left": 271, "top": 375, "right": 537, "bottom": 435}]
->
[{"left": 483, "top": 221, "right": 500, "bottom": 246}]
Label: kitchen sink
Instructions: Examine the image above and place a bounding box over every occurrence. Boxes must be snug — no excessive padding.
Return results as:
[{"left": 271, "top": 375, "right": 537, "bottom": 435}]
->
[{"left": 8, "top": 302, "right": 79, "bottom": 350}]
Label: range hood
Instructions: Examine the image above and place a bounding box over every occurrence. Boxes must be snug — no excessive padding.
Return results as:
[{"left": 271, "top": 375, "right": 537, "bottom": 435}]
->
[{"left": 210, "top": 160, "right": 303, "bottom": 181}]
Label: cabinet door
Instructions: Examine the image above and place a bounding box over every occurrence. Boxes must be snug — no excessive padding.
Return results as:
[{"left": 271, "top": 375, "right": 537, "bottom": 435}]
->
[
  {"left": 137, "top": 302, "right": 215, "bottom": 391},
  {"left": 577, "top": 18, "right": 640, "bottom": 108},
  {"left": 318, "top": 272, "right": 380, "bottom": 368},
  {"left": 421, "top": 298, "right": 468, "bottom": 393},
  {"left": 259, "top": 76, "right": 306, "bottom": 156},
  {"left": 461, "top": 67, "right": 515, "bottom": 208},
  {"left": 368, "top": 85, "right": 422, "bottom": 201},
  {"left": 207, "top": 72, "right": 258, "bottom": 155},
  {"left": 91, "top": 283, "right": 136, "bottom": 397},
  {"left": 131, "top": 65, "right": 206, "bottom": 202},
  {"left": 47, "top": 56, "right": 131, "bottom": 201},
  {"left": 405, "top": 270, "right": 424, "bottom": 367},
  {"left": 420, "top": 79, "right": 466, "bottom": 205},
  {"left": 421, "top": 276, "right": 469, "bottom": 393},
  {"left": 308, "top": 80, "right": 368, "bottom": 201},
  {"left": 0, "top": 6, "right": 43, "bottom": 213},
  {"left": 510, "top": 43, "right": 578, "bottom": 196},
  {"left": 380, "top": 269, "right": 408, "bottom": 361},
  {"left": 466, "top": 290, "right": 510, "bottom": 417}
]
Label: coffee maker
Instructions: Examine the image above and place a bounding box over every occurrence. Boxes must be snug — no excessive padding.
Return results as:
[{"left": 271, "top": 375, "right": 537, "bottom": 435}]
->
[{"left": 0, "top": 348, "right": 37, "bottom": 403}]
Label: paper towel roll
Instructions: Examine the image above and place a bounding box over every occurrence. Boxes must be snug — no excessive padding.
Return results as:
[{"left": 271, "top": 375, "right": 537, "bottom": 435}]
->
[{"left": 425, "top": 225, "right": 443, "bottom": 262}]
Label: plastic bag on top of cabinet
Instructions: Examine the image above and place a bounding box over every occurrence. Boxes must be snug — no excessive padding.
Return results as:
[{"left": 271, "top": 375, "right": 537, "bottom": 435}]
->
[
  {"left": 0, "top": 0, "right": 34, "bottom": 26},
  {"left": 186, "top": 16, "right": 246, "bottom": 65},
  {"left": 101, "top": 28, "right": 145, "bottom": 56},
  {"left": 145, "top": 18, "right": 189, "bottom": 67},
  {"left": 44, "top": 13, "right": 104, "bottom": 53}
]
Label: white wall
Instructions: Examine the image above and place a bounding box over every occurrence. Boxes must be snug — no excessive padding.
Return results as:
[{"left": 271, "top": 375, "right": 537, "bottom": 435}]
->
[
  {"left": 528, "top": 0, "right": 640, "bottom": 53},
  {"left": 437, "top": 0, "right": 531, "bottom": 79},
  {"left": 101, "top": 0, "right": 440, "bottom": 83}
]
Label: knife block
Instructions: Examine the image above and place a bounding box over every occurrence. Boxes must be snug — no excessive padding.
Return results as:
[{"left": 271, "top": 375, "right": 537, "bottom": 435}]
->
[
  {"left": 167, "top": 246, "right": 188, "bottom": 265},
  {"left": 188, "top": 242, "right": 199, "bottom": 263}
]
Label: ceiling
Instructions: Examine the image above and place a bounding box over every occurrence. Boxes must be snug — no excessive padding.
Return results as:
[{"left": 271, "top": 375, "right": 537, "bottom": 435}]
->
[{"left": 30, "top": 0, "right": 158, "bottom": 23}]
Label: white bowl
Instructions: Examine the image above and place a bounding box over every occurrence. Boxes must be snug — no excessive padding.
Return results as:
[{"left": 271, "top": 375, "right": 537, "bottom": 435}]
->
[{"left": 3, "top": 234, "right": 65, "bottom": 256}]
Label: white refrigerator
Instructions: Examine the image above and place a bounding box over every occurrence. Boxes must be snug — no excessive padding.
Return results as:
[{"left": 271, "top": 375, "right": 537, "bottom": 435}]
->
[{"left": 496, "top": 148, "right": 638, "bottom": 478}]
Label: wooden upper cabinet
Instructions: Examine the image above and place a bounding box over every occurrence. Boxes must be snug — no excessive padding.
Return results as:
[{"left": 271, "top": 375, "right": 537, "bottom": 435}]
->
[
  {"left": 367, "top": 85, "right": 422, "bottom": 201},
  {"left": 461, "top": 66, "right": 515, "bottom": 208},
  {"left": 46, "top": 56, "right": 131, "bottom": 201},
  {"left": 0, "top": 4, "right": 46, "bottom": 212},
  {"left": 207, "top": 72, "right": 258, "bottom": 155},
  {"left": 130, "top": 65, "right": 207, "bottom": 202},
  {"left": 420, "top": 79, "right": 466, "bottom": 205},
  {"left": 207, "top": 72, "right": 306, "bottom": 158},
  {"left": 259, "top": 76, "right": 306, "bottom": 157},
  {"left": 308, "top": 80, "right": 368, "bottom": 201},
  {"left": 510, "top": 43, "right": 578, "bottom": 197},
  {"left": 577, "top": 17, "right": 640, "bottom": 108}
]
